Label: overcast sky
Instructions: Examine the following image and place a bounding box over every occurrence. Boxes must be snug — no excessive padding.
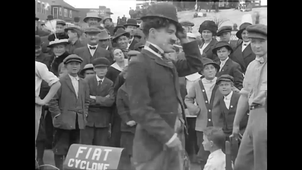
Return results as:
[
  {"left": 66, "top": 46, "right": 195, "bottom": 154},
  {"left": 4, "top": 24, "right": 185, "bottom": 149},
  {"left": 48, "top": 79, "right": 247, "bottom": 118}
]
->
[{"left": 64, "top": 0, "right": 137, "bottom": 22}]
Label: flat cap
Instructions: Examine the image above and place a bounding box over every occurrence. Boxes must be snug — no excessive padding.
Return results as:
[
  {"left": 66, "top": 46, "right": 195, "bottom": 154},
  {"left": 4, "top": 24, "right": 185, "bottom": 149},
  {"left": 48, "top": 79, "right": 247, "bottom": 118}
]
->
[
  {"left": 63, "top": 54, "right": 83, "bottom": 64},
  {"left": 217, "top": 26, "right": 232, "bottom": 36},
  {"left": 92, "top": 57, "right": 110, "bottom": 67},
  {"left": 84, "top": 27, "right": 102, "bottom": 34},
  {"left": 212, "top": 41, "right": 233, "bottom": 54},
  {"left": 246, "top": 24, "right": 267, "bottom": 39},
  {"left": 216, "top": 74, "right": 234, "bottom": 84},
  {"left": 180, "top": 21, "right": 194, "bottom": 27}
]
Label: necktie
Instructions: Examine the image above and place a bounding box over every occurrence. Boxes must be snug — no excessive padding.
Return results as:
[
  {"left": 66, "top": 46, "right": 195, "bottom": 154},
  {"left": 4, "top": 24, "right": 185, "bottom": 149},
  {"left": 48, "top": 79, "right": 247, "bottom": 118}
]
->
[
  {"left": 90, "top": 46, "right": 97, "bottom": 50},
  {"left": 98, "top": 79, "right": 102, "bottom": 86}
]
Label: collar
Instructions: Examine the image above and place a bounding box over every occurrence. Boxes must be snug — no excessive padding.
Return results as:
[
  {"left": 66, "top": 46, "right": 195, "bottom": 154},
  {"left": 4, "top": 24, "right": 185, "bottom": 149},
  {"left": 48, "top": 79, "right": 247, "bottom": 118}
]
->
[
  {"left": 129, "top": 37, "right": 134, "bottom": 44},
  {"left": 144, "top": 41, "right": 165, "bottom": 59},
  {"left": 106, "top": 46, "right": 109, "bottom": 50},
  {"left": 242, "top": 41, "right": 250, "bottom": 46},
  {"left": 202, "top": 77, "right": 217, "bottom": 84},
  {"left": 68, "top": 74, "right": 79, "bottom": 81},
  {"left": 209, "top": 149, "right": 224, "bottom": 157},
  {"left": 111, "top": 59, "right": 128, "bottom": 72},
  {"left": 255, "top": 54, "right": 267, "bottom": 64},
  {"left": 220, "top": 57, "right": 229, "bottom": 64},
  {"left": 224, "top": 91, "right": 233, "bottom": 100},
  {"left": 87, "top": 44, "right": 98, "bottom": 49},
  {"left": 96, "top": 75, "right": 105, "bottom": 82}
]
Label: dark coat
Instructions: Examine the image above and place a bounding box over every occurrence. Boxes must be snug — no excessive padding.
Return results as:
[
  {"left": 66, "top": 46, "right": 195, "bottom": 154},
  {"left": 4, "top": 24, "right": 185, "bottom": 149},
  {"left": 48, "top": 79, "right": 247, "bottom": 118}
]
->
[
  {"left": 230, "top": 42, "right": 256, "bottom": 73},
  {"left": 48, "top": 75, "right": 90, "bottom": 130},
  {"left": 217, "top": 58, "right": 244, "bottom": 90},
  {"left": 67, "top": 39, "right": 85, "bottom": 54},
  {"left": 128, "top": 38, "right": 139, "bottom": 51},
  {"left": 86, "top": 76, "right": 114, "bottom": 128},
  {"left": 200, "top": 38, "right": 219, "bottom": 62},
  {"left": 116, "top": 84, "right": 136, "bottom": 133},
  {"left": 74, "top": 45, "right": 112, "bottom": 69},
  {"left": 49, "top": 51, "right": 70, "bottom": 76},
  {"left": 126, "top": 41, "right": 203, "bottom": 166}
]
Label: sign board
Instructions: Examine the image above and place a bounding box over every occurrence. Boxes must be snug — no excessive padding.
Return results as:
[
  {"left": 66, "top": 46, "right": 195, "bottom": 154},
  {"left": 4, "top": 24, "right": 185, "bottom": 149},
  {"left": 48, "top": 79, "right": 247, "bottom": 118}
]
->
[{"left": 63, "top": 144, "right": 124, "bottom": 170}]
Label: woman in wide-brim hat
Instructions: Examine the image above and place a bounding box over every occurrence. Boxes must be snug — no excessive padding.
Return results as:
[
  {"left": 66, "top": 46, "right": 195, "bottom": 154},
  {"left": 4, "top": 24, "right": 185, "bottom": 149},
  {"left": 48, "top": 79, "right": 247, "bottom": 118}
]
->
[
  {"left": 112, "top": 28, "right": 130, "bottom": 52},
  {"left": 236, "top": 22, "right": 252, "bottom": 40}
]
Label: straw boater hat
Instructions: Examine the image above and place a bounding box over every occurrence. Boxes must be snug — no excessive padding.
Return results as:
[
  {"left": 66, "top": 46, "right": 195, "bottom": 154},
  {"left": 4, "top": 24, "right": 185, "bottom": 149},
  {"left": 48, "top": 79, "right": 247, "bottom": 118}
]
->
[
  {"left": 83, "top": 13, "right": 102, "bottom": 23},
  {"left": 80, "top": 64, "right": 94, "bottom": 76},
  {"left": 84, "top": 27, "right": 102, "bottom": 34},
  {"left": 47, "top": 33, "right": 69, "bottom": 48},
  {"left": 199, "top": 20, "right": 218, "bottom": 36},
  {"left": 56, "top": 19, "right": 66, "bottom": 26},
  {"left": 112, "top": 28, "right": 130, "bottom": 42},
  {"left": 212, "top": 41, "right": 234, "bottom": 54}
]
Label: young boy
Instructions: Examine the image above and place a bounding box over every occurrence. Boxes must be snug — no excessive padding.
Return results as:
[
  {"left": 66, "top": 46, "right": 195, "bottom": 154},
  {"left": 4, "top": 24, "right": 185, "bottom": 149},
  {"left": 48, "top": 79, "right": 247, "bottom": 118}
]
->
[
  {"left": 216, "top": 74, "right": 249, "bottom": 162},
  {"left": 202, "top": 127, "right": 226, "bottom": 170},
  {"left": 48, "top": 54, "right": 89, "bottom": 170},
  {"left": 185, "top": 58, "right": 221, "bottom": 169},
  {"left": 79, "top": 63, "right": 95, "bottom": 80},
  {"left": 213, "top": 41, "right": 244, "bottom": 90},
  {"left": 80, "top": 57, "right": 114, "bottom": 146}
]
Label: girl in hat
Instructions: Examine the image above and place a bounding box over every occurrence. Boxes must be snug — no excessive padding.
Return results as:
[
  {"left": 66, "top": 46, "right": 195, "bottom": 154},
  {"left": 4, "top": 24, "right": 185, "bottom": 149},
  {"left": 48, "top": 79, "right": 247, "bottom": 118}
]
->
[{"left": 199, "top": 20, "right": 219, "bottom": 62}]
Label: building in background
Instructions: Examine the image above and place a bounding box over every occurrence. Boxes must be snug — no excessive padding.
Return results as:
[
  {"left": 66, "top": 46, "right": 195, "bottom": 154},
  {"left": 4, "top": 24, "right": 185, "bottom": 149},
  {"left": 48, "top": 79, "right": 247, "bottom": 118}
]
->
[{"left": 35, "top": 0, "right": 52, "bottom": 21}]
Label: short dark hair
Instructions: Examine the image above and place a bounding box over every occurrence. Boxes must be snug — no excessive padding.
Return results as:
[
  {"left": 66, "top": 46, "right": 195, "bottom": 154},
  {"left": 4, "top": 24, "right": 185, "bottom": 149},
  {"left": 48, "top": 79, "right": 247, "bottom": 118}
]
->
[
  {"left": 203, "top": 127, "right": 226, "bottom": 149},
  {"left": 141, "top": 17, "right": 174, "bottom": 37}
]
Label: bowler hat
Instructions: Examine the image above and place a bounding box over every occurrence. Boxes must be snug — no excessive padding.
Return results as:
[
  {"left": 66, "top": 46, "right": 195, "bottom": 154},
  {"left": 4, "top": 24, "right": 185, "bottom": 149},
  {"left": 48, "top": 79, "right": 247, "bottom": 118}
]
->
[
  {"left": 199, "top": 20, "right": 218, "bottom": 36},
  {"left": 35, "top": 35, "right": 42, "bottom": 46},
  {"left": 141, "top": 2, "right": 181, "bottom": 29},
  {"left": 180, "top": 21, "right": 194, "bottom": 27},
  {"left": 103, "top": 17, "right": 112, "bottom": 24},
  {"left": 212, "top": 41, "right": 233, "bottom": 55},
  {"left": 74, "top": 17, "right": 80, "bottom": 22},
  {"left": 47, "top": 15, "right": 53, "bottom": 20},
  {"left": 92, "top": 57, "right": 110, "bottom": 67},
  {"left": 47, "top": 33, "right": 69, "bottom": 48},
  {"left": 236, "top": 22, "right": 252, "bottom": 39},
  {"left": 65, "top": 26, "right": 83, "bottom": 36},
  {"left": 63, "top": 54, "right": 83, "bottom": 64},
  {"left": 80, "top": 64, "right": 94, "bottom": 76},
  {"left": 246, "top": 24, "right": 267, "bottom": 40},
  {"left": 84, "top": 27, "right": 102, "bottom": 34},
  {"left": 216, "top": 74, "right": 234, "bottom": 85},
  {"left": 98, "top": 30, "right": 111, "bottom": 40},
  {"left": 201, "top": 58, "right": 220, "bottom": 72},
  {"left": 217, "top": 26, "right": 232, "bottom": 36},
  {"left": 83, "top": 13, "right": 102, "bottom": 23},
  {"left": 124, "top": 18, "right": 139, "bottom": 27},
  {"left": 112, "top": 28, "right": 130, "bottom": 42}
]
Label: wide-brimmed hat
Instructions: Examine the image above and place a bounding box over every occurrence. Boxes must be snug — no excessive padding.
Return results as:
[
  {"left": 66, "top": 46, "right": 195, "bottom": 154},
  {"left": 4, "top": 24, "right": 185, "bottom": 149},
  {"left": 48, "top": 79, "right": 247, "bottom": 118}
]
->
[
  {"left": 236, "top": 22, "right": 252, "bottom": 39},
  {"left": 217, "top": 26, "right": 232, "bottom": 36},
  {"left": 200, "top": 57, "right": 220, "bottom": 72},
  {"left": 80, "top": 64, "right": 94, "bottom": 76},
  {"left": 64, "top": 26, "right": 83, "bottom": 36},
  {"left": 112, "top": 28, "right": 130, "bottom": 42},
  {"left": 216, "top": 74, "right": 234, "bottom": 85},
  {"left": 47, "top": 33, "right": 69, "bottom": 48},
  {"left": 199, "top": 20, "right": 218, "bottom": 36},
  {"left": 98, "top": 30, "right": 111, "bottom": 40},
  {"left": 103, "top": 17, "right": 112, "bottom": 24},
  {"left": 140, "top": 2, "right": 182, "bottom": 30},
  {"left": 212, "top": 41, "right": 233, "bottom": 54},
  {"left": 83, "top": 13, "right": 102, "bottom": 23},
  {"left": 124, "top": 18, "right": 139, "bottom": 27},
  {"left": 63, "top": 54, "right": 83, "bottom": 64}
]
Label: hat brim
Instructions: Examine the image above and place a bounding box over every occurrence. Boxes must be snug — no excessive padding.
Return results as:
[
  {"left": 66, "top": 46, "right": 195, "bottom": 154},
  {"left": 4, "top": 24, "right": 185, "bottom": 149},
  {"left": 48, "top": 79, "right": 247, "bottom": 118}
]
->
[
  {"left": 64, "top": 59, "right": 83, "bottom": 64},
  {"left": 47, "top": 42, "right": 69, "bottom": 48},
  {"left": 217, "top": 29, "right": 232, "bottom": 36},
  {"left": 141, "top": 15, "right": 182, "bottom": 30},
  {"left": 80, "top": 67, "right": 94, "bottom": 76},
  {"left": 112, "top": 32, "right": 130, "bottom": 41},
  {"left": 216, "top": 78, "right": 234, "bottom": 85},
  {"left": 236, "top": 29, "right": 245, "bottom": 39},
  {"left": 94, "top": 64, "right": 109, "bottom": 68},
  {"left": 83, "top": 17, "right": 102, "bottom": 23},
  {"left": 124, "top": 24, "right": 139, "bottom": 27}
]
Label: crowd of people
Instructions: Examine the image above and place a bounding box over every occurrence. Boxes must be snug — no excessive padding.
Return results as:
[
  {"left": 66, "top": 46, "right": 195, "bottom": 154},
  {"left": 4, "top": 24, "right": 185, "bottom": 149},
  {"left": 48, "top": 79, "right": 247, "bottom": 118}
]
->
[{"left": 35, "top": 2, "right": 267, "bottom": 170}]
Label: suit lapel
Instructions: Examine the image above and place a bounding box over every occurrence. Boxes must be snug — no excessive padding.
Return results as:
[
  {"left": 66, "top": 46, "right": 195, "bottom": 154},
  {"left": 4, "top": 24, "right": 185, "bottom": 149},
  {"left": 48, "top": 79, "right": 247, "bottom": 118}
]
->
[
  {"left": 242, "top": 44, "right": 253, "bottom": 58},
  {"left": 84, "top": 46, "right": 92, "bottom": 63},
  {"left": 99, "top": 78, "right": 109, "bottom": 92},
  {"left": 142, "top": 49, "right": 173, "bottom": 69},
  {"left": 65, "top": 75, "right": 77, "bottom": 97},
  {"left": 221, "top": 58, "right": 231, "bottom": 72},
  {"left": 203, "top": 39, "right": 216, "bottom": 54},
  {"left": 229, "top": 92, "right": 238, "bottom": 111},
  {"left": 232, "top": 43, "right": 246, "bottom": 67}
]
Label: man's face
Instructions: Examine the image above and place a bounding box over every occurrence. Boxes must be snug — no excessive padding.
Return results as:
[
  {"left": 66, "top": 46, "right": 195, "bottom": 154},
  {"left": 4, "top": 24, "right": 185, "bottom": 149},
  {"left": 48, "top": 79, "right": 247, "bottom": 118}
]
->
[
  {"left": 87, "top": 18, "right": 99, "bottom": 27},
  {"left": 56, "top": 24, "right": 65, "bottom": 33},
  {"left": 117, "top": 36, "right": 129, "bottom": 50},
  {"left": 104, "top": 19, "right": 111, "bottom": 26},
  {"left": 201, "top": 30, "right": 213, "bottom": 42},
  {"left": 241, "top": 30, "right": 250, "bottom": 42},
  {"left": 151, "top": 23, "right": 177, "bottom": 53},
  {"left": 125, "top": 26, "right": 137, "bottom": 36},
  {"left": 84, "top": 69, "right": 96, "bottom": 78},
  {"left": 113, "top": 49, "right": 125, "bottom": 62},
  {"left": 202, "top": 64, "right": 217, "bottom": 80},
  {"left": 35, "top": 46, "right": 42, "bottom": 57},
  {"left": 66, "top": 62, "right": 81, "bottom": 74},
  {"left": 86, "top": 33, "right": 100, "bottom": 45},
  {"left": 250, "top": 38, "right": 267, "bottom": 57},
  {"left": 99, "top": 39, "right": 110, "bottom": 49},
  {"left": 218, "top": 81, "right": 233, "bottom": 96},
  {"left": 219, "top": 32, "right": 231, "bottom": 42},
  {"left": 94, "top": 67, "right": 108, "bottom": 78},
  {"left": 67, "top": 30, "right": 77, "bottom": 41},
  {"left": 53, "top": 44, "right": 66, "bottom": 56},
  {"left": 217, "top": 47, "right": 231, "bottom": 61}
]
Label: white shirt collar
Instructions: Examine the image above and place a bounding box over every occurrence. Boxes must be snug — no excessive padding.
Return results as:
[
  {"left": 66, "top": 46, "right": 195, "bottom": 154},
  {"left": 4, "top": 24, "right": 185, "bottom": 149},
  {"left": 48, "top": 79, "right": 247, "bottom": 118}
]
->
[
  {"left": 202, "top": 77, "right": 217, "bottom": 84},
  {"left": 242, "top": 41, "right": 250, "bottom": 46},
  {"left": 209, "top": 149, "right": 224, "bottom": 157},
  {"left": 220, "top": 57, "right": 229, "bottom": 64},
  {"left": 129, "top": 37, "right": 134, "bottom": 44},
  {"left": 224, "top": 91, "right": 233, "bottom": 100},
  {"left": 111, "top": 59, "right": 128, "bottom": 72},
  {"left": 87, "top": 44, "right": 98, "bottom": 49},
  {"left": 96, "top": 75, "right": 105, "bottom": 82},
  {"left": 144, "top": 41, "right": 165, "bottom": 59},
  {"left": 68, "top": 74, "right": 79, "bottom": 81}
]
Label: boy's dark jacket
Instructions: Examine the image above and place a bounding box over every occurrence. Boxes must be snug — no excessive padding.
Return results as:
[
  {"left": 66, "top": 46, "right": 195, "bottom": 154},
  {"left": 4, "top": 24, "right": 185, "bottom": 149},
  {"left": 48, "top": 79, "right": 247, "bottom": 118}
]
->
[{"left": 85, "top": 76, "right": 114, "bottom": 128}]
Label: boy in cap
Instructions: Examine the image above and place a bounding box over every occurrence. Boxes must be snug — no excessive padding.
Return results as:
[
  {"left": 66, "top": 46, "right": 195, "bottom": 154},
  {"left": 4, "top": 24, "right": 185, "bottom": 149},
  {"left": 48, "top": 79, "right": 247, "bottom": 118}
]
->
[
  {"left": 124, "top": 18, "right": 140, "bottom": 50},
  {"left": 231, "top": 22, "right": 256, "bottom": 73},
  {"left": 199, "top": 20, "right": 219, "bottom": 62},
  {"left": 185, "top": 58, "right": 221, "bottom": 169},
  {"left": 213, "top": 41, "right": 244, "bottom": 90},
  {"left": 231, "top": 24, "right": 267, "bottom": 170},
  {"left": 215, "top": 74, "right": 248, "bottom": 162},
  {"left": 217, "top": 25, "right": 238, "bottom": 50},
  {"left": 56, "top": 20, "right": 66, "bottom": 33},
  {"left": 126, "top": 2, "right": 204, "bottom": 170},
  {"left": 48, "top": 54, "right": 89, "bottom": 170},
  {"left": 79, "top": 63, "right": 95, "bottom": 80},
  {"left": 65, "top": 26, "right": 84, "bottom": 54},
  {"left": 80, "top": 57, "right": 114, "bottom": 146},
  {"left": 74, "top": 27, "right": 112, "bottom": 69}
]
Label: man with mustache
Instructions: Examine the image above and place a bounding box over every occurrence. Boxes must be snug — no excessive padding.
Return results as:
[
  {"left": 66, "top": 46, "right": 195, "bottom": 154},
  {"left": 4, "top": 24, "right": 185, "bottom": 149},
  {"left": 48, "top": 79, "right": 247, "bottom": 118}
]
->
[{"left": 126, "top": 3, "right": 204, "bottom": 170}]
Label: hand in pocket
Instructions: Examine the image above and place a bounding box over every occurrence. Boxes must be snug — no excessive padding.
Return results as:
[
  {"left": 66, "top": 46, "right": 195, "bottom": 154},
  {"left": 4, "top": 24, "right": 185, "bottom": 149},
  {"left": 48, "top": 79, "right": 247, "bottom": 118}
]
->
[{"left": 53, "top": 114, "right": 62, "bottom": 128}]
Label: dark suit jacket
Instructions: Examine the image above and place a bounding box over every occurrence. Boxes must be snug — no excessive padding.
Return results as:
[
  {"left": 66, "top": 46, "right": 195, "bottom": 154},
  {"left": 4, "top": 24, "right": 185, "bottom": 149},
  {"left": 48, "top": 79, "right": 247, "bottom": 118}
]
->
[
  {"left": 217, "top": 91, "right": 249, "bottom": 135},
  {"left": 86, "top": 76, "right": 114, "bottom": 128},
  {"left": 48, "top": 75, "right": 90, "bottom": 130},
  {"left": 217, "top": 58, "right": 244, "bottom": 90},
  {"left": 128, "top": 38, "right": 139, "bottom": 51},
  {"left": 126, "top": 41, "right": 203, "bottom": 164},
  {"left": 74, "top": 45, "right": 112, "bottom": 69},
  {"left": 116, "top": 84, "right": 136, "bottom": 133},
  {"left": 67, "top": 39, "right": 85, "bottom": 54},
  {"left": 230, "top": 42, "right": 256, "bottom": 73},
  {"left": 200, "top": 38, "right": 219, "bottom": 62}
]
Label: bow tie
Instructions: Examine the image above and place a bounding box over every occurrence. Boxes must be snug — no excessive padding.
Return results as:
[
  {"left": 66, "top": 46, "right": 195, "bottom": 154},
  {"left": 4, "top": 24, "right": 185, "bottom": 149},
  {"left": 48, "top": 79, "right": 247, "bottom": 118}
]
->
[
  {"left": 243, "top": 43, "right": 248, "bottom": 46},
  {"left": 255, "top": 57, "right": 265, "bottom": 64},
  {"left": 89, "top": 46, "right": 97, "bottom": 50}
]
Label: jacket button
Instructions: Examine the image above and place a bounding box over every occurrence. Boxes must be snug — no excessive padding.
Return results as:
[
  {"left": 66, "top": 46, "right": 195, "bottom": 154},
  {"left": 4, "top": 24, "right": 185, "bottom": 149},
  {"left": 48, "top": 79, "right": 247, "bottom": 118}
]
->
[
  {"left": 208, "top": 109, "right": 211, "bottom": 112},
  {"left": 205, "top": 101, "right": 208, "bottom": 103},
  {"left": 202, "top": 90, "right": 205, "bottom": 92},
  {"left": 208, "top": 119, "right": 211, "bottom": 121}
]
